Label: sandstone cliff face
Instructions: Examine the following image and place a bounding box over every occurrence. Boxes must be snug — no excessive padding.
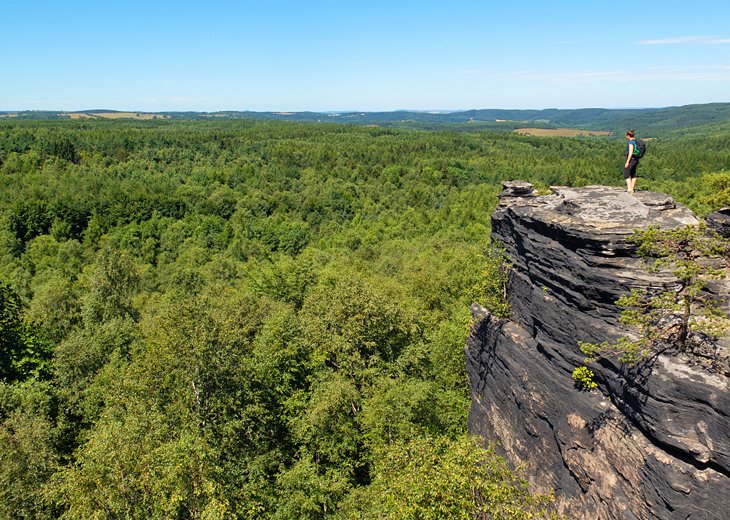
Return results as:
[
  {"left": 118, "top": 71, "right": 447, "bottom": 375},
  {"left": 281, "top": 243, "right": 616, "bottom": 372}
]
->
[
  {"left": 707, "top": 208, "right": 730, "bottom": 239},
  {"left": 467, "top": 183, "right": 730, "bottom": 519}
]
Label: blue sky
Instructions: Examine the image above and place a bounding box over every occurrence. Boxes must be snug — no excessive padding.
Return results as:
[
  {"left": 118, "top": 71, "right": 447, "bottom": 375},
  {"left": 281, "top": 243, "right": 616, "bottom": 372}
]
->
[{"left": 2, "top": 0, "right": 729, "bottom": 111}]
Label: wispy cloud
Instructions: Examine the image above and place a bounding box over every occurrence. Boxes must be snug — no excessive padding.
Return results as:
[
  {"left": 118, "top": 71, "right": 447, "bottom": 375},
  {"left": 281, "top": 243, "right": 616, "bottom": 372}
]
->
[{"left": 638, "top": 35, "right": 730, "bottom": 45}]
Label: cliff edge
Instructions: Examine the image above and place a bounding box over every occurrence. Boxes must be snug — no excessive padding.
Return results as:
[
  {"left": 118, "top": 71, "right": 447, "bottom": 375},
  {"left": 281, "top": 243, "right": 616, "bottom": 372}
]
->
[{"left": 467, "top": 182, "right": 729, "bottom": 519}]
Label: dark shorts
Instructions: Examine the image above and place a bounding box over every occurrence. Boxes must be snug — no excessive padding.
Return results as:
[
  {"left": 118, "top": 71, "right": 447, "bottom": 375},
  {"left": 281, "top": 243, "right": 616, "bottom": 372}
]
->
[{"left": 624, "top": 157, "right": 639, "bottom": 179}]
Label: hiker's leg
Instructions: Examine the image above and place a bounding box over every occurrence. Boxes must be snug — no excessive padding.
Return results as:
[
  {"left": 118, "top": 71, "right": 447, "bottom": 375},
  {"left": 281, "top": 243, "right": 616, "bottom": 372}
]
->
[
  {"left": 624, "top": 165, "right": 632, "bottom": 192},
  {"left": 626, "top": 159, "right": 638, "bottom": 193}
]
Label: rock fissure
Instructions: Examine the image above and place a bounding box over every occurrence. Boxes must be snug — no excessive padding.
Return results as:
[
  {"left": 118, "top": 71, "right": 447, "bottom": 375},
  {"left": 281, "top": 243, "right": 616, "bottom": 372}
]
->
[
  {"left": 467, "top": 183, "right": 729, "bottom": 519},
  {"left": 612, "top": 390, "right": 730, "bottom": 478},
  {"left": 553, "top": 432, "right": 589, "bottom": 493}
]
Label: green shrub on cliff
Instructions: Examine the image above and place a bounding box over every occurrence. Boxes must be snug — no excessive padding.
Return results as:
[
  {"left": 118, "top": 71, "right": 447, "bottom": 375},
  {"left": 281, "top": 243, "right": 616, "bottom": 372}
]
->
[
  {"left": 571, "top": 366, "right": 598, "bottom": 390},
  {"left": 471, "top": 242, "right": 511, "bottom": 318},
  {"left": 579, "top": 224, "right": 730, "bottom": 371}
]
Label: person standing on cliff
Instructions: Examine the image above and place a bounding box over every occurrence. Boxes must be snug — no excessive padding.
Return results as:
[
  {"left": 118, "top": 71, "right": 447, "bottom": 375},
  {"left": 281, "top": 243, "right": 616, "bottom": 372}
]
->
[{"left": 624, "top": 129, "right": 640, "bottom": 193}]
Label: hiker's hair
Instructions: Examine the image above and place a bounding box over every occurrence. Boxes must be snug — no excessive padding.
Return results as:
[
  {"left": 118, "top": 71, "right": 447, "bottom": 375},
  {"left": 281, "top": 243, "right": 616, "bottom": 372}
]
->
[{"left": 626, "top": 129, "right": 635, "bottom": 138}]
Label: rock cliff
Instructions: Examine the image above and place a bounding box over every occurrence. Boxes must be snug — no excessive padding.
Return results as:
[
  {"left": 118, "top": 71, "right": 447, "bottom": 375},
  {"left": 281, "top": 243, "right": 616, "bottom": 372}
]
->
[
  {"left": 466, "top": 183, "right": 730, "bottom": 519},
  {"left": 707, "top": 208, "right": 730, "bottom": 239}
]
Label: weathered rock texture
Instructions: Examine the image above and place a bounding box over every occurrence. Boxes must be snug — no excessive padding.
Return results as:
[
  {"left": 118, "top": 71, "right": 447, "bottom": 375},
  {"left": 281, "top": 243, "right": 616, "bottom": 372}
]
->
[
  {"left": 467, "top": 183, "right": 730, "bottom": 519},
  {"left": 707, "top": 208, "right": 730, "bottom": 239}
]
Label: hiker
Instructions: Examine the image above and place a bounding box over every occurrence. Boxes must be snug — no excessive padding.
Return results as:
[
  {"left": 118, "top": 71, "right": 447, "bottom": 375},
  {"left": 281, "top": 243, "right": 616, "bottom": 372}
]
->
[{"left": 624, "top": 129, "right": 640, "bottom": 193}]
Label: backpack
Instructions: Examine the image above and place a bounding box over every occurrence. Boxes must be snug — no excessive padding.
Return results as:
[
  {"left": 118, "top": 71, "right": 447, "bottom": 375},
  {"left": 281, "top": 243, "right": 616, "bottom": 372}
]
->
[{"left": 633, "top": 138, "right": 646, "bottom": 158}]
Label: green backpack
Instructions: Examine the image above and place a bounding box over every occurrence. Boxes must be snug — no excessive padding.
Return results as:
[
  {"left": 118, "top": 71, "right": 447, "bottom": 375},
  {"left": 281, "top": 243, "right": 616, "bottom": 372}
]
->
[{"left": 633, "top": 138, "right": 646, "bottom": 158}]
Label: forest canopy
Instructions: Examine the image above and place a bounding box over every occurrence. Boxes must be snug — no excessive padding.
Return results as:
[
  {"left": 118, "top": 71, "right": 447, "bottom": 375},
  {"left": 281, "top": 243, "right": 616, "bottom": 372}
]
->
[{"left": 1, "top": 119, "right": 728, "bottom": 518}]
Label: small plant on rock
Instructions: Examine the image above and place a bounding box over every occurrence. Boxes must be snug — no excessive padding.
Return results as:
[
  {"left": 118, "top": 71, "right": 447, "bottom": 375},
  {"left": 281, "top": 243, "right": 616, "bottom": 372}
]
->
[{"left": 571, "top": 366, "right": 598, "bottom": 390}]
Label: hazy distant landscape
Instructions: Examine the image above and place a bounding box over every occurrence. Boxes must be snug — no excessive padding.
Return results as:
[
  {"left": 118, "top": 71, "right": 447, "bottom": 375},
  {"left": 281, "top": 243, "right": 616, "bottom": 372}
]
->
[{"left": 4, "top": 102, "right": 730, "bottom": 137}]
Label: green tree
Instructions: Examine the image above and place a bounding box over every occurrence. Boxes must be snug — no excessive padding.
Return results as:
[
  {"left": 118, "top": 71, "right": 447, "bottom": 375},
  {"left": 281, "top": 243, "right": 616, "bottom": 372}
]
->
[
  {"left": 299, "top": 273, "right": 416, "bottom": 382},
  {"left": 42, "top": 134, "right": 79, "bottom": 164},
  {"left": 26, "top": 274, "right": 80, "bottom": 343},
  {"left": 471, "top": 241, "right": 511, "bottom": 317},
  {"left": 0, "top": 381, "right": 61, "bottom": 519},
  {"left": 579, "top": 224, "right": 730, "bottom": 368},
  {"left": 79, "top": 242, "right": 140, "bottom": 326},
  {"left": 58, "top": 288, "right": 296, "bottom": 518},
  {"left": 0, "top": 282, "right": 52, "bottom": 382},
  {"left": 337, "top": 435, "right": 554, "bottom": 519},
  {"left": 0, "top": 283, "right": 24, "bottom": 381}
]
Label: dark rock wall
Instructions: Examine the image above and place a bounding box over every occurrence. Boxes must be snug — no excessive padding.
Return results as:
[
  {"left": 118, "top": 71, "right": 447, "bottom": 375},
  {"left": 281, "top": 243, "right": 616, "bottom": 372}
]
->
[
  {"left": 467, "top": 184, "right": 730, "bottom": 519},
  {"left": 707, "top": 208, "right": 730, "bottom": 239}
]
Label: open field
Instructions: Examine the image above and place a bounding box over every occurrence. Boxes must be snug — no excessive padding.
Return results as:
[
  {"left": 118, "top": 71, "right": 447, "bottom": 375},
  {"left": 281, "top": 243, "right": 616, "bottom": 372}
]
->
[
  {"left": 514, "top": 127, "right": 612, "bottom": 137},
  {"left": 64, "top": 112, "right": 169, "bottom": 120}
]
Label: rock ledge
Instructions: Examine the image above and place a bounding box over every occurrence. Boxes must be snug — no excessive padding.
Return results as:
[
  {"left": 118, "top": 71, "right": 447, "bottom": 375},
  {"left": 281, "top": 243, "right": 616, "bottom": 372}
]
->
[{"left": 467, "top": 183, "right": 729, "bottom": 519}]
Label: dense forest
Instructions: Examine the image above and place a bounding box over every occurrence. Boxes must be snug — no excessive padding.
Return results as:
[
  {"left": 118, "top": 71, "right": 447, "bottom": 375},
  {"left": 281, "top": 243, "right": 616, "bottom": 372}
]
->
[{"left": 1, "top": 119, "right": 729, "bottom": 518}]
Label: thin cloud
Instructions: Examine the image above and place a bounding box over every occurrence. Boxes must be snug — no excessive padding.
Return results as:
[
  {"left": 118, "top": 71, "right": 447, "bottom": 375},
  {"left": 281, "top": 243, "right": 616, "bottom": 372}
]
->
[{"left": 639, "top": 35, "right": 730, "bottom": 45}]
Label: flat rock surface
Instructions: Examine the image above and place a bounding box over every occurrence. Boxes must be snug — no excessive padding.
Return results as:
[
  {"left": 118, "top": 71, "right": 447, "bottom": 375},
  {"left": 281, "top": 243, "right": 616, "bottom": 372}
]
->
[{"left": 499, "top": 185, "right": 698, "bottom": 240}]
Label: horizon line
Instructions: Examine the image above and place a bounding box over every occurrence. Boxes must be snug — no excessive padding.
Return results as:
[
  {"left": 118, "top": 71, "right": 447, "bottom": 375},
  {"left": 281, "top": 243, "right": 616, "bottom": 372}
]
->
[{"left": 4, "top": 103, "right": 723, "bottom": 115}]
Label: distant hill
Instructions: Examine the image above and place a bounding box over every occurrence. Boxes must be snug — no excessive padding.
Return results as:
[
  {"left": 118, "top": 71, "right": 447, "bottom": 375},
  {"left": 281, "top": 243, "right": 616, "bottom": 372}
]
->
[{"left": 2, "top": 102, "right": 730, "bottom": 137}]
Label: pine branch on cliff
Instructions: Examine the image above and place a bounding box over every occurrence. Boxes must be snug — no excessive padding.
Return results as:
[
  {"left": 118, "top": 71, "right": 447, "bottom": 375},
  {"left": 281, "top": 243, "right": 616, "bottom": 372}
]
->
[{"left": 577, "top": 224, "right": 730, "bottom": 376}]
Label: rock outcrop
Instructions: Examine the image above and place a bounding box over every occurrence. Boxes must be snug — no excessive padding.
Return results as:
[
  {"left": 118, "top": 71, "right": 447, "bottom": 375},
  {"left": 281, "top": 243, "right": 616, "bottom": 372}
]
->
[
  {"left": 707, "top": 208, "right": 730, "bottom": 239},
  {"left": 467, "top": 183, "right": 730, "bottom": 519}
]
